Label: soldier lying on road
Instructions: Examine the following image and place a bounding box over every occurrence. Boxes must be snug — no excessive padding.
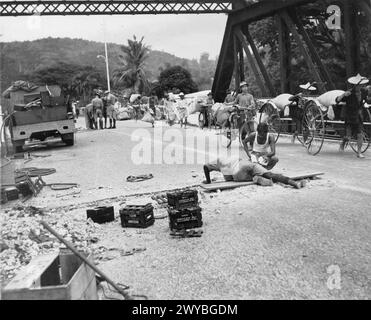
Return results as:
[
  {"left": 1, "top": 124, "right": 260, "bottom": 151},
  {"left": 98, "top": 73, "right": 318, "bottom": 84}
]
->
[{"left": 203, "top": 156, "right": 306, "bottom": 189}]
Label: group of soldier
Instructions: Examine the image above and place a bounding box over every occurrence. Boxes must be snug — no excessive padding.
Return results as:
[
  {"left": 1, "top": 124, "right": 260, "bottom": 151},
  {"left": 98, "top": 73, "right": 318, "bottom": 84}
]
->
[{"left": 89, "top": 90, "right": 118, "bottom": 130}]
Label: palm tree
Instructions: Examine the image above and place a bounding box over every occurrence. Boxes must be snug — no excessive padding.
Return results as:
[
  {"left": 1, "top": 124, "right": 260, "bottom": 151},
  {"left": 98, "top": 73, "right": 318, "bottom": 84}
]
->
[{"left": 113, "top": 35, "right": 150, "bottom": 94}]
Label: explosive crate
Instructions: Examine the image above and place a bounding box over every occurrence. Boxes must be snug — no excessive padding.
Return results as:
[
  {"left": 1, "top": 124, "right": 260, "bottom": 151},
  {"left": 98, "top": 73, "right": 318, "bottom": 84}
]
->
[
  {"left": 1, "top": 250, "right": 98, "bottom": 300},
  {"left": 167, "top": 189, "right": 203, "bottom": 231},
  {"left": 119, "top": 203, "right": 155, "bottom": 228}
]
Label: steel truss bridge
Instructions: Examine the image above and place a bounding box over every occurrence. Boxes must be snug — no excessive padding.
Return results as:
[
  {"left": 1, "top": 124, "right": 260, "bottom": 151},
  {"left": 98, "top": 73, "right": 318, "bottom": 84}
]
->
[
  {"left": 1, "top": 0, "right": 370, "bottom": 102},
  {"left": 0, "top": 1, "right": 234, "bottom": 16}
]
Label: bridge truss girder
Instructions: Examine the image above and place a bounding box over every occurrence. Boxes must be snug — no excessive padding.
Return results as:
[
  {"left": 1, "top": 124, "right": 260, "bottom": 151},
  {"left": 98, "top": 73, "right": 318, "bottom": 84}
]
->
[
  {"left": 0, "top": 1, "right": 233, "bottom": 16},
  {"left": 212, "top": 0, "right": 371, "bottom": 102}
]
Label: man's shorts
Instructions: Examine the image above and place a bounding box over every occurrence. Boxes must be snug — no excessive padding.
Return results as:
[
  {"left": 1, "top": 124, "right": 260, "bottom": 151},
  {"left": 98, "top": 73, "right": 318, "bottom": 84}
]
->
[
  {"left": 232, "top": 159, "right": 268, "bottom": 182},
  {"left": 107, "top": 105, "right": 117, "bottom": 119},
  {"left": 95, "top": 109, "right": 103, "bottom": 118}
]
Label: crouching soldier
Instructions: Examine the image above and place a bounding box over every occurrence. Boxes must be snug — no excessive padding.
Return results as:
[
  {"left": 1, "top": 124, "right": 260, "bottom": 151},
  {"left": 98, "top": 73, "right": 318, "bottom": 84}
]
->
[{"left": 243, "top": 122, "right": 279, "bottom": 170}]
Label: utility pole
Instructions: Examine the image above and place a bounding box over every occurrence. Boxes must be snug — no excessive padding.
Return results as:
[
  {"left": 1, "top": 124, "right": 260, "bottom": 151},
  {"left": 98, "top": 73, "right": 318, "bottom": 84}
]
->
[{"left": 104, "top": 41, "right": 110, "bottom": 92}]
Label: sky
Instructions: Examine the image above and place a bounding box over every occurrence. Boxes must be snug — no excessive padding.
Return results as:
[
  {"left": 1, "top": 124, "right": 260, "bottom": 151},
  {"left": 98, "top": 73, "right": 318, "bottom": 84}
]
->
[{"left": 0, "top": 14, "right": 228, "bottom": 60}]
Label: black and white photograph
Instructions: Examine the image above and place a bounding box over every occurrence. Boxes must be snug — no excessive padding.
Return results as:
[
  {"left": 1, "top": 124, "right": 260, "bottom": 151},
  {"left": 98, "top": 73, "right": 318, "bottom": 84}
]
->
[{"left": 0, "top": 0, "right": 370, "bottom": 305}]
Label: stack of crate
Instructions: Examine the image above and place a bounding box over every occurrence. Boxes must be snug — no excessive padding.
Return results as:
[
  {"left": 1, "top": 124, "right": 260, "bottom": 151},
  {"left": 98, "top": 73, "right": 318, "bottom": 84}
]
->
[
  {"left": 167, "top": 189, "right": 203, "bottom": 231},
  {"left": 119, "top": 203, "right": 155, "bottom": 228}
]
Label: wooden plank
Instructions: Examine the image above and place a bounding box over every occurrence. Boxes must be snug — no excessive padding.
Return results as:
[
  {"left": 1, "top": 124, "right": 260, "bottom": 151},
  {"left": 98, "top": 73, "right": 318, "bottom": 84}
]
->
[
  {"left": 200, "top": 172, "right": 324, "bottom": 191},
  {"left": 280, "top": 10, "right": 325, "bottom": 93},
  {"left": 2, "top": 252, "right": 98, "bottom": 300},
  {"left": 243, "top": 26, "right": 276, "bottom": 96},
  {"left": 40, "top": 256, "right": 61, "bottom": 287},
  {"left": 235, "top": 26, "right": 268, "bottom": 96},
  {"left": 2, "top": 286, "right": 69, "bottom": 300},
  {"left": 3, "top": 253, "right": 59, "bottom": 291},
  {"left": 68, "top": 255, "right": 98, "bottom": 300},
  {"left": 201, "top": 181, "right": 255, "bottom": 191},
  {"left": 60, "top": 251, "right": 83, "bottom": 284}
]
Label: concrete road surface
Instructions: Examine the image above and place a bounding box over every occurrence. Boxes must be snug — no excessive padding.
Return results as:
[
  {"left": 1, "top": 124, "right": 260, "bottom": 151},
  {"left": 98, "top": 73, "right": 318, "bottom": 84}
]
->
[{"left": 8, "top": 116, "right": 371, "bottom": 299}]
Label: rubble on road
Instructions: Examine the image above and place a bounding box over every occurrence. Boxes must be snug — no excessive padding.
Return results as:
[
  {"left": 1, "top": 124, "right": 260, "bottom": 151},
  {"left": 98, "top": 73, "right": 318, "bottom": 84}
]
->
[{"left": 0, "top": 205, "right": 107, "bottom": 283}]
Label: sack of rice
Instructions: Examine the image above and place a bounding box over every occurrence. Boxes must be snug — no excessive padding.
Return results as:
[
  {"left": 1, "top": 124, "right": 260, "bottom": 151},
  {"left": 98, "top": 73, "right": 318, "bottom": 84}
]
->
[
  {"left": 271, "top": 94, "right": 294, "bottom": 110},
  {"left": 188, "top": 99, "right": 202, "bottom": 115},
  {"left": 142, "top": 111, "right": 154, "bottom": 123},
  {"left": 117, "top": 111, "right": 130, "bottom": 120},
  {"left": 317, "top": 90, "right": 345, "bottom": 107}
]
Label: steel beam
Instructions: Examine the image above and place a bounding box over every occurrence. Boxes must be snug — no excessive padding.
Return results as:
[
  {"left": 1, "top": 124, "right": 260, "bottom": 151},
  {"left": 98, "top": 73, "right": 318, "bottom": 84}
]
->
[
  {"left": 280, "top": 10, "right": 326, "bottom": 93},
  {"left": 212, "top": 16, "right": 235, "bottom": 102},
  {"left": 242, "top": 25, "right": 276, "bottom": 96},
  {"left": 358, "top": 0, "right": 371, "bottom": 16},
  {"left": 235, "top": 26, "right": 268, "bottom": 97},
  {"left": 238, "top": 42, "right": 245, "bottom": 83},
  {"left": 233, "top": 35, "right": 241, "bottom": 91},
  {"left": 0, "top": 1, "right": 233, "bottom": 16},
  {"left": 276, "top": 14, "right": 291, "bottom": 93},
  {"left": 230, "top": 0, "right": 321, "bottom": 26},
  {"left": 343, "top": 0, "right": 361, "bottom": 80},
  {"left": 290, "top": 8, "right": 335, "bottom": 90}
]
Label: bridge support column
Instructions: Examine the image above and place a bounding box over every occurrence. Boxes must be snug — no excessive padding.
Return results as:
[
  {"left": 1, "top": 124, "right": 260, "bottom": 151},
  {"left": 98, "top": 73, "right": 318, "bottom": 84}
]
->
[
  {"left": 343, "top": 0, "right": 361, "bottom": 82},
  {"left": 235, "top": 26, "right": 268, "bottom": 97},
  {"left": 242, "top": 25, "right": 276, "bottom": 97},
  {"left": 276, "top": 14, "right": 291, "bottom": 94},
  {"left": 280, "top": 10, "right": 326, "bottom": 93},
  {"left": 233, "top": 35, "right": 241, "bottom": 91}
]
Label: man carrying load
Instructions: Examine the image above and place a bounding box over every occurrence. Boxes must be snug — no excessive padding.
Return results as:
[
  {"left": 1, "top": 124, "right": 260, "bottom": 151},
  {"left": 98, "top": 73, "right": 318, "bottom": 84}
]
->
[{"left": 336, "top": 74, "right": 369, "bottom": 158}]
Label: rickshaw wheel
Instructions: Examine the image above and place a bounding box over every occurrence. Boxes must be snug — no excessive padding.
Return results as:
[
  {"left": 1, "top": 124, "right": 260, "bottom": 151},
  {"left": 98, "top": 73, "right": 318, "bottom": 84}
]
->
[
  {"left": 303, "top": 100, "right": 325, "bottom": 156},
  {"left": 239, "top": 122, "right": 251, "bottom": 147},
  {"left": 268, "top": 113, "right": 281, "bottom": 143},
  {"left": 349, "top": 109, "right": 371, "bottom": 154}
]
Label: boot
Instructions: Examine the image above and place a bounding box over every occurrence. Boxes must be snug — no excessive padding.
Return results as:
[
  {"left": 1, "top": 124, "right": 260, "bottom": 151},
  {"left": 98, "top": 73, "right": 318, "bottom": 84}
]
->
[
  {"left": 99, "top": 119, "right": 104, "bottom": 130},
  {"left": 104, "top": 118, "right": 107, "bottom": 129},
  {"left": 108, "top": 119, "right": 112, "bottom": 129},
  {"left": 112, "top": 119, "right": 116, "bottom": 129}
]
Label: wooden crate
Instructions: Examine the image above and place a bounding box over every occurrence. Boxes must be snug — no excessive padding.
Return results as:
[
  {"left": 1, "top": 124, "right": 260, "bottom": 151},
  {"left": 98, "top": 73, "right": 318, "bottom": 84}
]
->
[{"left": 2, "top": 250, "right": 98, "bottom": 300}]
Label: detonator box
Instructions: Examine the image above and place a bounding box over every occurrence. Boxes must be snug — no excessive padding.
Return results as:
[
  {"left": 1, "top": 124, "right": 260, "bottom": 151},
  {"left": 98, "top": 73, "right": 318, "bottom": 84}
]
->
[{"left": 119, "top": 203, "right": 154, "bottom": 228}]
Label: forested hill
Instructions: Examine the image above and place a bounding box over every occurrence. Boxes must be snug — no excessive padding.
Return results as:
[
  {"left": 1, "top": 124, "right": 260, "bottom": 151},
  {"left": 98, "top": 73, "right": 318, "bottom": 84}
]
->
[{"left": 0, "top": 37, "right": 216, "bottom": 92}]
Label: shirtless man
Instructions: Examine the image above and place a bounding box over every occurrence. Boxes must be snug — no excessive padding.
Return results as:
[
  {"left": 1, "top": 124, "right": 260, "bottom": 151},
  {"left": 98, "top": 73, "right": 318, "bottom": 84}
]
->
[
  {"left": 243, "top": 122, "right": 279, "bottom": 170},
  {"left": 203, "top": 156, "right": 306, "bottom": 189}
]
